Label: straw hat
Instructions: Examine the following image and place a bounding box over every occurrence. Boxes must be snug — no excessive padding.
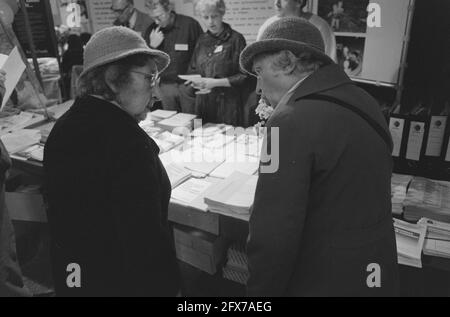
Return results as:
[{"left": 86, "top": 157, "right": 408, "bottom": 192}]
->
[
  {"left": 240, "top": 17, "right": 333, "bottom": 76},
  {"left": 79, "top": 26, "right": 170, "bottom": 79}
]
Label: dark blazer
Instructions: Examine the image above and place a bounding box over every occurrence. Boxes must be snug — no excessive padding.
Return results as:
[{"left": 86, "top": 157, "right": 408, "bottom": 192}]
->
[
  {"left": 144, "top": 13, "right": 203, "bottom": 83},
  {"left": 133, "top": 9, "right": 154, "bottom": 37},
  {"left": 247, "top": 64, "right": 399, "bottom": 297},
  {"left": 44, "top": 96, "right": 180, "bottom": 297}
]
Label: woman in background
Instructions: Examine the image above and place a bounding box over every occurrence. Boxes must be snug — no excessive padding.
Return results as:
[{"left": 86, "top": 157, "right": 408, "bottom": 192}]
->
[
  {"left": 61, "top": 34, "right": 84, "bottom": 98},
  {"left": 185, "top": 0, "right": 248, "bottom": 125}
]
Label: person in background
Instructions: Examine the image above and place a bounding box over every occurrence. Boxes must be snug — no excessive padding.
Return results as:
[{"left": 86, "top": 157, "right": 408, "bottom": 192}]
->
[
  {"left": 61, "top": 34, "right": 84, "bottom": 99},
  {"left": 240, "top": 17, "right": 399, "bottom": 296},
  {"left": 111, "top": 0, "right": 154, "bottom": 37},
  {"left": 0, "top": 69, "right": 32, "bottom": 297},
  {"left": 80, "top": 32, "right": 92, "bottom": 49},
  {"left": 143, "top": 0, "right": 203, "bottom": 112},
  {"left": 44, "top": 27, "right": 180, "bottom": 296},
  {"left": 257, "top": 0, "right": 336, "bottom": 62},
  {"left": 184, "top": 0, "right": 248, "bottom": 125}
]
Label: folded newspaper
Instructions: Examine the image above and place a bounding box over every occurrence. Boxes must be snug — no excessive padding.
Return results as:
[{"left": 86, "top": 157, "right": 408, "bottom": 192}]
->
[
  {"left": 403, "top": 177, "right": 450, "bottom": 223},
  {"left": 391, "top": 173, "right": 413, "bottom": 215},
  {"left": 393, "top": 218, "right": 426, "bottom": 268},
  {"left": 418, "top": 218, "right": 450, "bottom": 259}
]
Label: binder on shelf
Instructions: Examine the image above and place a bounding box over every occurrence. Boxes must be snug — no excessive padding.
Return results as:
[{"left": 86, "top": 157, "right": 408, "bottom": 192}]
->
[
  {"left": 389, "top": 114, "right": 409, "bottom": 174},
  {"left": 422, "top": 115, "right": 448, "bottom": 179},
  {"left": 440, "top": 119, "right": 450, "bottom": 179},
  {"left": 403, "top": 115, "right": 429, "bottom": 175},
  {"left": 389, "top": 114, "right": 408, "bottom": 159}
]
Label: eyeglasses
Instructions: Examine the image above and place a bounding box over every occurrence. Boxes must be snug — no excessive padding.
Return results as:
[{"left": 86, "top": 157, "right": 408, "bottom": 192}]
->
[
  {"left": 129, "top": 71, "right": 159, "bottom": 87},
  {"left": 110, "top": 4, "right": 130, "bottom": 14}
]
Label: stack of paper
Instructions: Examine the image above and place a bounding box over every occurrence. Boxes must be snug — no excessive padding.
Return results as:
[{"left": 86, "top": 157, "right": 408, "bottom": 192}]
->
[
  {"left": 210, "top": 154, "right": 259, "bottom": 179},
  {"left": 12, "top": 144, "right": 44, "bottom": 162},
  {"left": 204, "top": 171, "right": 258, "bottom": 220},
  {"left": 150, "top": 109, "right": 177, "bottom": 121},
  {"left": 35, "top": 121, "right": 55, "bottom": 143},
  {"left": 234, "top": 134, "right": 264, "bottom": 158},
  {"left": 165, "top": 163, "right": 192, "bottom": 189},
  {"left": 391, "top": 173, "right": 413, "bottom": 215},
  {"left": 157, "top": 113, "right": 197, "bottom": 132},
  {"left": 171, "top": 178, "right": 214, "bottom": 205},
  {"left": 188, "top": 133, "right": 235, "bottom": 149},
  {"left": 153, "top": 131, "right": 185, "bottom": 153},
  {"left": 141, "top": 124, "right": 162, "bottom": 138},
  {"left": 403, "top": 177, "right": 450, "bottom": 223},
  {"left": 171, "top": 177, "right": 220, "bottom": 212},
  {"left": 222, "top": 242, "right": 249, "bottom": 285},
  {"left": 394, "top": 218, "right": 426, "bottom": 268},
  {"left": 0, "top": 129, "right": 41, "bottom": 154},
  {"left": 0, "top": 112, "right": 46, "bottom": 136},
  {"left": 418, "top": 218, "right": 450, "bottom": 259},
  {"left": 181, "top": 147, "right": 226, "bottom": 177},
  {"left": 46, "top": 100, "right": 74, "bottom": 120},
  {"left": 191, "top": 123, "right": 233, "bottom": 137}
]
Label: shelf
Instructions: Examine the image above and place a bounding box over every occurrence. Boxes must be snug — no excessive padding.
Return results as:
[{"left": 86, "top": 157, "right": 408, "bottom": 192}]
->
[{"left": 335, "top": 32, "right": 368, "bottom": 38}]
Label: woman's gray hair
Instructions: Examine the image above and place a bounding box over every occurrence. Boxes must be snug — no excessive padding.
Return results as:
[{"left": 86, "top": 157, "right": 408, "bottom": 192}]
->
[
  {"left": 195, "top": 0, "right": 226, "bottom": 16},
  {"left": 77, "top": 53, "right": 155, "bottom": 100},
  {"left": 255, "top": 50, "right": 326, "bottom": 75}
]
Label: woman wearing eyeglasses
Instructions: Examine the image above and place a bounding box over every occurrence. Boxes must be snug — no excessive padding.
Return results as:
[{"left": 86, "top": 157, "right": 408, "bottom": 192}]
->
[{"left": 44, "top": 27, "right": 180, "bottom": 297}]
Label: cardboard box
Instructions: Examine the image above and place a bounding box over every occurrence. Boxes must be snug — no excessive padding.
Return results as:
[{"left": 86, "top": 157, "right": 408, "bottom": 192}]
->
[
  {"left": 169, "top": 201, "right": 219, "bottom": 235},
  {"left": 173, "top": 225, "right": 228, "bottom": 275},
  {"left": 5, "top": 191, "right": 47, "bottom": 223}
]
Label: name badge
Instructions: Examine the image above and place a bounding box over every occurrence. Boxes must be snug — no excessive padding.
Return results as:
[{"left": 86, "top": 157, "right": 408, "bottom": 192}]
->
[
  {"left": 175, "top": 44, "right": 188, "bottom": 51},
  {"left": 214, "top": 45, "right": 223, "bottom": 53}
]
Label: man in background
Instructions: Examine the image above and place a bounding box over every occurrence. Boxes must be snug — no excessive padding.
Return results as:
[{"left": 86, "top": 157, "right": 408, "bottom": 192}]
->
[
  {"left": 257, "top": 0, "right": 336, "bottom": 61},
  {"left": 143, "top": 0, "right": 202, "bottom": 112},
  {"left": 111, "top": 0, "right": 153, "bottom": 37},
  {"left": 0, "top": 69, "right": 31, "bottom": 297}
]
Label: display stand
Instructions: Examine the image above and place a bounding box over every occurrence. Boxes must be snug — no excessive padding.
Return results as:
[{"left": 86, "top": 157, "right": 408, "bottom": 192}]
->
[
  {"left": 313, "top": 0, "right": 416, "bottom": 108},
  {"left": 0, "top": 17, "right": 48, "bottom": 114}
]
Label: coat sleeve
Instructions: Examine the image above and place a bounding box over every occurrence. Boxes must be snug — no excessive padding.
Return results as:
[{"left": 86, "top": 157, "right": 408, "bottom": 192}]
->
[
  {"left": 189, "top": 19, "right": 204, "bottom": 53},
  {"left": 227, "top": 34, "right": 248, "bottom": 87},
  {"left": 247, "top": 111, "right": 314, "bottom": 296},
  {"left": 108, "top": 140, "right": 179, "bottom": 296},
  {"left": 186, "top": 40, "right": 201, "bottom": 75}
]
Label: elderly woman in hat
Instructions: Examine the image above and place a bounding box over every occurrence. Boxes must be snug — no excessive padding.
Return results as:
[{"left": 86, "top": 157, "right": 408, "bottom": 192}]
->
[
  {"left": 184, "top": 0, "right": 248, "bottom": 125},
  {"left": 44, "top": 27, "right": 180, "bottom": 297},
  {"left": 240, "top": 17, "right": 398, "bottom": 296}
]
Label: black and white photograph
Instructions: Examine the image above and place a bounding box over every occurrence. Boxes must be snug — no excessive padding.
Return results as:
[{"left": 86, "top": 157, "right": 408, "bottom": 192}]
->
[
  {"left": 0, "top": 0, "right": 449, "bottom": 302},
  {"left": 317, "top": 0, "right": 370, "bottom": 33},
  {"left": 336, "top": 36, "right": 365, "bottom": 77}
]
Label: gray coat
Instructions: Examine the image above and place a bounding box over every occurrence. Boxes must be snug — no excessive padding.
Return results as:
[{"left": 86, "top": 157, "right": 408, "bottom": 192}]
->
[
  {"left": 133, "top": 9, "right": 153, "bottom": 37},
  {"left": 247, "top": 64, "right": 399, "bottom": 296}
]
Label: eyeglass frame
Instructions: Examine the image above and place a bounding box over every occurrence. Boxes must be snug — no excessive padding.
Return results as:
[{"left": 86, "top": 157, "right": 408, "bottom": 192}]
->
[
  {"left": 110, "top": 3, "right": 131, "bottom": 14},
  {"left": 129, "top": 70, "right": 160, "bottom": 88}
]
